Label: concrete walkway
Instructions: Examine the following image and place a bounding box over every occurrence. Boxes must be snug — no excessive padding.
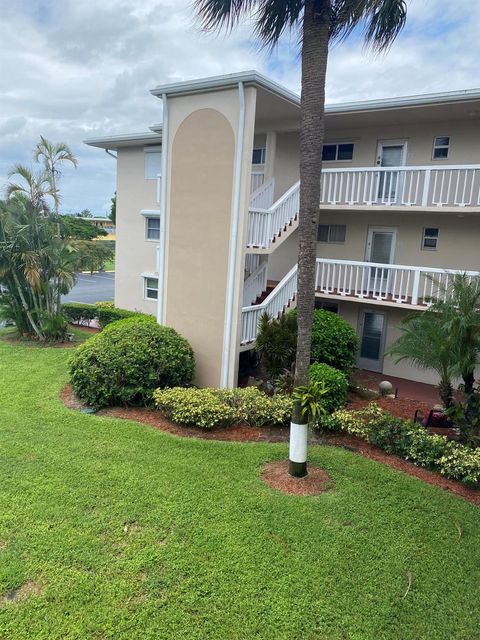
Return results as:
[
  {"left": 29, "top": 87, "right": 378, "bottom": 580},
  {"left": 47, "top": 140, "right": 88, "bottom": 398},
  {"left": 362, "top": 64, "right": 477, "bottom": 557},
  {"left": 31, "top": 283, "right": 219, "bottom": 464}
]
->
[{"left": 352, "top": 370, "right": 441, "bottom": 405}]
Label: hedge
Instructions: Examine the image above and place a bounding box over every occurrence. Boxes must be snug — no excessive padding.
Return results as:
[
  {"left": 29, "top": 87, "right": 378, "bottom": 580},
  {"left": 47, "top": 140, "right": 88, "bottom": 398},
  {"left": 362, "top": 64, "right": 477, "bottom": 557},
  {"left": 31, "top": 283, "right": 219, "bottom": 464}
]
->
[
  {"left": 320, "top": 403, "right": 480, "bottom": 487},
  {"left": 69, "top": 316, "right": 195, "bottom": 407},
  {"left": 310, "top": 310, "right": 359, "bottom": 374},
  {"left": 154, "top": 386, "right": 292, "bottom": 429},
  {"left": 309, "top": 362, "right": 348, "bottom": 415},
  {"left": 94, "top": 302, "right": 150, "bottom": 329},
  {"left": 62, "top": 302, "right": 98, "bottom": 325}
]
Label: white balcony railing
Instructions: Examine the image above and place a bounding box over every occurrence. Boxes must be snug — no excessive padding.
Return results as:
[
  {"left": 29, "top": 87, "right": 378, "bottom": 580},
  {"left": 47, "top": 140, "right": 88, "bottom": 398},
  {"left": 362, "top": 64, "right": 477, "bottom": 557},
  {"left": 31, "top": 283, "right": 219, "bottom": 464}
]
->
[
  {"left": 243, "top": 260, "right": 268, "bottom": 307},
  {"left": 315, "top": 259, "right": 480, "bottom": 306},
  {"left": 250, "top": 171, "right": 265, "bottom": 194},
  {"left": 241, "top": 264, "right": 297, "bottom": 344},
  {"left": 240, "top": 258, "right": 480, "bottom": 344},
  {"left": 321, "top": 165, "right": 480, "bottom": 208},
  {"left": 250, "top": 178, "right": 275, "bottom": 209},
  {"left": 247, "top": 181, "right": 300, "bottom": 249}
]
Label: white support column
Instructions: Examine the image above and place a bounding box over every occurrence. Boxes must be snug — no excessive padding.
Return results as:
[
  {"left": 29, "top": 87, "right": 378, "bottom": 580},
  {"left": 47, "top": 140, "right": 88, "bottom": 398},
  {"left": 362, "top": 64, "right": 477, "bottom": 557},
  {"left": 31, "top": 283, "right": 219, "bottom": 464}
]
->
[{"left": 157, "top": 93, "right": 169, "bottom": 325}]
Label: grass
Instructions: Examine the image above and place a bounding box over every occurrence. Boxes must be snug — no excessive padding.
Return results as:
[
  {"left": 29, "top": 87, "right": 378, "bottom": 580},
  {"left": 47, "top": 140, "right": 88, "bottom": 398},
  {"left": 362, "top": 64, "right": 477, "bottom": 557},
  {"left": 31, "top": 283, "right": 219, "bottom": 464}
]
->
[{"left": 0, "top": 335, "right": 479, "bottom": 639}]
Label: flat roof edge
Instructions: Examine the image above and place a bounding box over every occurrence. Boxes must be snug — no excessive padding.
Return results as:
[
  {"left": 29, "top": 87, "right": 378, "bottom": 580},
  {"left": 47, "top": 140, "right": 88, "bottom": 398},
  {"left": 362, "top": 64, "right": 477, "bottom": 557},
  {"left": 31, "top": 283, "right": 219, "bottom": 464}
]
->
[{"left": 84, "top": 131, "right": 162, "bottom": 148}]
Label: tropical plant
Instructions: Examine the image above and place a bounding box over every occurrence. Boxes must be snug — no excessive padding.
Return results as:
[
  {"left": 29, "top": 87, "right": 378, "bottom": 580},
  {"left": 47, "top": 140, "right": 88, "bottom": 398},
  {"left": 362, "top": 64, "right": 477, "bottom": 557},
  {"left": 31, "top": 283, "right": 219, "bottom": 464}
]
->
[
  {"left": 34, "top": 135, "right": 78, "bottom": 213},
  {"left": 429, "top": 273, "right": 480, "bottom": 394},
  {"left": 69, "top": 316, "right": 195, "bottom": 408},
  {"left": 309, "top": 362, "right": 348, "bottom": 414},
  {"left": 256, "top": 311, "right": 297, "bottom": 377},
  {"left": 109, "top": 193, "right": 116, "bottom": 224},
  {"left": 5, "top": 165, "right": 56, "bottom": 212},
  {"left": 387, "top": 311, "right": 456, "bottom": 408},
  {"left": 195, "top": 0, "right": 408, "bottom": 476}
]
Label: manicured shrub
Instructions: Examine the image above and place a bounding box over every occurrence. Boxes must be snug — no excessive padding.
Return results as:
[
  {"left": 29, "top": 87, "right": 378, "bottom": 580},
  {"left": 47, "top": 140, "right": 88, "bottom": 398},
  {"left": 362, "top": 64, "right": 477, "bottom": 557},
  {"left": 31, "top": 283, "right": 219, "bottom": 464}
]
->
[
  {"left": 309, "top": 363, "right": 348, "bottom": 414},
  {"left": 255, "top": 309, "right": 359, "bottom": 378},
  {"left": 310, "top": 310, "right": 359, "bottom": 374},
  {"left": 95, "top": 302, "right": 149, "bottom": 329},
  {"left": 69, "top": 316, "right": 195, "bottom": 407},
  {"left": 153, "top": 386, "right": 292, "bottom": 429},
  {"left": 62, "top": 302, "right": 97, "bottom": 325},
  {"left": 154, "top": 388, "right": 237, "bottom": 429},
  {"left": 221, "top": 387, "right": 292, "bottom": 427},
  {"left": 329, "top": 403, "right": 480, "bottom": 487}
]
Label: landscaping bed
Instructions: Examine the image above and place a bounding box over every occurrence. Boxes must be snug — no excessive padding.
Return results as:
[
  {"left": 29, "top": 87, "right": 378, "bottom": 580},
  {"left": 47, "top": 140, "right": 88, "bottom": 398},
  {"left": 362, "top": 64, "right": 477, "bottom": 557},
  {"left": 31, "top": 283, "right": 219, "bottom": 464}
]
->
[{"left": 61, "top": 383, "right": 480, "bottom": 505}]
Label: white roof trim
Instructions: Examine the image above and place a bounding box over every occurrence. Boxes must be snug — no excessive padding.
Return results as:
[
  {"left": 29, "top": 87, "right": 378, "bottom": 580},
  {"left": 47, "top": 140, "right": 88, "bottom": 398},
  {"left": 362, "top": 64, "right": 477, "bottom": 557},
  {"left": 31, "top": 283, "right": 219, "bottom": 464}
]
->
[
  {"left": 150, "top": 70, "right": 300, "bottom": 107},
  {"left": 84, "top": 131, "right": 162, "bottom": 148}
]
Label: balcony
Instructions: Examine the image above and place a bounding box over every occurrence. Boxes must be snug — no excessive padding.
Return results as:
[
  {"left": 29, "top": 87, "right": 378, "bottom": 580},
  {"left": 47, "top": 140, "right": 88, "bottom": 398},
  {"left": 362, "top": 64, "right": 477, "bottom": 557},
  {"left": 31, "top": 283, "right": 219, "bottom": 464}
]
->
[
  {"left": 240, "top": 258, "right": 480, "bottom": 345},
  {"left": 246, "top": 165, "right": 480, "bottom": 252},
  {"left": 320, "top": 165, "right": 480, "bottom": 208}
]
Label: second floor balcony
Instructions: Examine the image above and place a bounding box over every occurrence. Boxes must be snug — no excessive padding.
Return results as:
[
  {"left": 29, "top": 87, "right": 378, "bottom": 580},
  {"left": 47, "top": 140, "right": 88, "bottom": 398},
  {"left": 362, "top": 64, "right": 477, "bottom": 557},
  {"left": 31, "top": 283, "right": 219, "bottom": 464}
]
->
[{"left": 247, "top": 164, "right": 480, "bottom": 250}]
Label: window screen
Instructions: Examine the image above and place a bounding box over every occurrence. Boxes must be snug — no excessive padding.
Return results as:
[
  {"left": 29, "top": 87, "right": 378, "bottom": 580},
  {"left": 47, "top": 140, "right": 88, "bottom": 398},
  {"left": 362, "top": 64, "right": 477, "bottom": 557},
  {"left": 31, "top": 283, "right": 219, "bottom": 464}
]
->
[{"left": 318, "top": 224, "right": 346, "bottom": 243}]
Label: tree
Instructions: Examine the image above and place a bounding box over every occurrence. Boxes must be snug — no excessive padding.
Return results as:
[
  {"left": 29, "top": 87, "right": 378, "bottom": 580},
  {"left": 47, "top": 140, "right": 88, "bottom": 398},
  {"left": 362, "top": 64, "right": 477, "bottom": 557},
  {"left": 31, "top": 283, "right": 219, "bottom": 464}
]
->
[
  {"left": 387, "top": 311, "right": 456, "bottom": 408},
  {"left": 34, "top": 136, "right": 78, "bottom": 214},
  {"left": 195, "top": 0, "right": 408, "bottom": 476},
  {"left": 58, "top": 215, "right": 107, "bottom": 240},
  {"left": 6, "top": 165, "right": 56, "bottom": 213},
  {"left": 80, "top": 208, "right": 93, "bottom": 218},
  {"left": 429, "top": 273, "right": 480, "bottom": 394},
  {"left": 109, "top": 193, "right": 116, "bottom": 224}
]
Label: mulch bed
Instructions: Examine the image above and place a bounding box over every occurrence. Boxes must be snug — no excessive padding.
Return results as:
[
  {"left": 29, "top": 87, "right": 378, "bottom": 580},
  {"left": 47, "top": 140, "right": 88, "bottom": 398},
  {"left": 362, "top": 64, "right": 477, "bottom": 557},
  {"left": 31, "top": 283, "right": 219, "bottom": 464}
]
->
[
  {"left": 60, "top": 384, "right": 480, "bottom": 505},
  {"left": 346, "top": 392, "right": 430, "bottom": 421},
  {"left": 261, "top": 460, "right": 334, "bottom": 496}
]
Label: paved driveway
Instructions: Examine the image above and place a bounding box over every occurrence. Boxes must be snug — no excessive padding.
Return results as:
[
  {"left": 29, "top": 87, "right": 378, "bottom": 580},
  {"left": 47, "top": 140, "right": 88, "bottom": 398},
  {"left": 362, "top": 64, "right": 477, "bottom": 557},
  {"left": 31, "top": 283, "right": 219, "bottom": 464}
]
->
[{"left": 62, "top": 272, "right": 115, "bottom": 305}]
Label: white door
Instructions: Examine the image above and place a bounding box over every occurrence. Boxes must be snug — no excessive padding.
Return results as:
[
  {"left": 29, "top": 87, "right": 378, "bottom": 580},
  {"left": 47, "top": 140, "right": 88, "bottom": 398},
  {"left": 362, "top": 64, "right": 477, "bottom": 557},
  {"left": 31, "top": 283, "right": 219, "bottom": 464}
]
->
[
  {"left": 358, "top": 311, "right": 387, "bottom": 372},
  {"left": 376, "top": 140, "right": 406, "bottom": 203},
  {"left": 366, "top": 228, "right": 396, "bottom": 294}
]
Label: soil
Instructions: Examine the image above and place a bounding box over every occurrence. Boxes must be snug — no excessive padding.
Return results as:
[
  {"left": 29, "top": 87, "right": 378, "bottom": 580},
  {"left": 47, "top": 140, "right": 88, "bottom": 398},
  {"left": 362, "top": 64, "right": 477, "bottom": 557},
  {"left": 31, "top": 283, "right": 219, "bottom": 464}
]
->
[
  {"left": 60, "top": 384, "right": 480, "bottom": 505},
  {"left": 261, "top": 460, "right": 334, "bottom": 496}
]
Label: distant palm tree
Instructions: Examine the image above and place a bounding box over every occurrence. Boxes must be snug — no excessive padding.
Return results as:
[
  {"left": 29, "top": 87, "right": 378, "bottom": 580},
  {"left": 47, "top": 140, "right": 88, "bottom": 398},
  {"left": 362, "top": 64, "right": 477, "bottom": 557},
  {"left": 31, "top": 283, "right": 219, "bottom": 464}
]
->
[
  {"left": 387, "top": 311, "right": 456, "bottom": 408},
  {"left": 6, "top": 165, "right": 57, "bottom": 213},
  {"left": 195, "top": 0, "right": 408, "bottom": 476},
  {"left": 34, "top": 136, "right": 78, "bottom": 213}
]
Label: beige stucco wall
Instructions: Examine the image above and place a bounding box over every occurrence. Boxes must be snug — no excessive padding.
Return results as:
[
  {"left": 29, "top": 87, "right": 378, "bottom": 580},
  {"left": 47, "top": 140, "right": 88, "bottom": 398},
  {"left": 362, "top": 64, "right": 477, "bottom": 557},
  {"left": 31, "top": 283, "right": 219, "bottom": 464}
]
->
[
  {"left": 115, "top": 146, "right": 159, "bottom": 314},
  {"left": 163, "top": 87, "right": 256, "bottom": 388},
  {"left": 273, "top": 131, "right": 300, "bottom": 200},
  {"left": 315, "top": 210, "right": 480, "bottom": 271}
]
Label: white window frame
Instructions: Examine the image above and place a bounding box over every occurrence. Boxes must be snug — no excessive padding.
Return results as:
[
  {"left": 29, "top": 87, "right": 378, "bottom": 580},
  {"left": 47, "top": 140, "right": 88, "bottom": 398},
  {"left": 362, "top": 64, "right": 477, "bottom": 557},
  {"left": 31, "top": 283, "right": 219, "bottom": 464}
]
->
[
  {"left": 252, "top": 147, "right": 266, "bottom": 165},
  {"left": 322, "top": 142, "right": 354, "bottom": 163},
  {"left": 317, "top": 224, "right": 347, "bottom": 244},
  {"left": 422, "top": 227, "right": 439, "bottom": 251},
  {"left": 143, "top": 275, "right": 159, "bottom": 300},
  {"left": 144, "top": 145, "right": 162, "bottom": 180},
  {"left": 145, "top": 216, "right": 160, "bottom": 242},
  {"left": 432, "top": 136, "right": 450, "bottom": 161}
]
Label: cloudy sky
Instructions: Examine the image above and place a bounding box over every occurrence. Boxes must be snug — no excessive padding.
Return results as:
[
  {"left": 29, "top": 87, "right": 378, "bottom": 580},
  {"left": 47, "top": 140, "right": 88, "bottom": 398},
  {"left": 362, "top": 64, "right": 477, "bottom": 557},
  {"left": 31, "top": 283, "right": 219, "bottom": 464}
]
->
[{"left": 1, "top": 0, "right": 479, "bottom": 214}]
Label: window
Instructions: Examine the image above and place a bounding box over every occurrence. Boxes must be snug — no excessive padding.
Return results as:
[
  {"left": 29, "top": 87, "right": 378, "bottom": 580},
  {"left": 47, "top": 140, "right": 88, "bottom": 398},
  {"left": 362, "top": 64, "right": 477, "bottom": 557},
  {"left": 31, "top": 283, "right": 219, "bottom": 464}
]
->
[
  {"left": 432, "top": 136, "right": 450, "bottom": 160},
  {"left": 317, "top": 224, "right": 346, "bottom": 243},
  {"left": 145, "top": 146, "right": 162, "bottom": 179},
  {"left": 422, "top": 227, "right": 439, "bottom": 250},
  {"left": 322, "top": 143, "right": 354, "bottom": 162},
  {"left": 146, "top": 216, "right": 160, "bottom": 241},
  {"left": 144, "top": 277, "right": 159, "bottom": 300},
  {"left": 252, "top": 147, "right": 266, "bottom": 165}
]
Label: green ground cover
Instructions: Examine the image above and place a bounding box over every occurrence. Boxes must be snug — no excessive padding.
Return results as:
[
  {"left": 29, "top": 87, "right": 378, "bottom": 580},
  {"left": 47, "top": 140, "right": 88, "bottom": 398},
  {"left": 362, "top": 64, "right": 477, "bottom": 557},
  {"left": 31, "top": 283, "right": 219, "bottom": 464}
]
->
[{"left": 0, "top": 335, "right": 479, "bottom": 639}]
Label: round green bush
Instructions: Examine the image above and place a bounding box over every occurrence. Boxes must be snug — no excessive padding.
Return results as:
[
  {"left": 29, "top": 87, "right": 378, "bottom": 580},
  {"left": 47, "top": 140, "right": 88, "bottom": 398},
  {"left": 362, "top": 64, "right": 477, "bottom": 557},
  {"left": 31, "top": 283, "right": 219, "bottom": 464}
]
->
[
  {"left": 311, "top": 310, "right": 359, "bottom": 373},
  {"left": 69, "top": 316, "right": 195, "bottom": 408},
  {"left": 309, "top": 362, "right": 348, "bottom": 414}
]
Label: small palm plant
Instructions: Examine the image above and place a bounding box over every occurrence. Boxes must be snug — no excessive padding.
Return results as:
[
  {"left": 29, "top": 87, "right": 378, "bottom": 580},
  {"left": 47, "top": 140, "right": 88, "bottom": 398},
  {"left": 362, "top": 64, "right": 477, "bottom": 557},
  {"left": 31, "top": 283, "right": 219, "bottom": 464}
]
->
[{"left": 387, "top": 311, "right": 456, "bottom": 408}]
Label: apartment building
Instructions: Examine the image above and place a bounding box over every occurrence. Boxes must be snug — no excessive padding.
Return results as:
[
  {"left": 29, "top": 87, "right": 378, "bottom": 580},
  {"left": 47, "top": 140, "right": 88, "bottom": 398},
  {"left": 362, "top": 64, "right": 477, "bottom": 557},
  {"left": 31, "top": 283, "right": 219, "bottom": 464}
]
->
[{"left": 86, "top": 71, "right": 480, "bottom": 387}]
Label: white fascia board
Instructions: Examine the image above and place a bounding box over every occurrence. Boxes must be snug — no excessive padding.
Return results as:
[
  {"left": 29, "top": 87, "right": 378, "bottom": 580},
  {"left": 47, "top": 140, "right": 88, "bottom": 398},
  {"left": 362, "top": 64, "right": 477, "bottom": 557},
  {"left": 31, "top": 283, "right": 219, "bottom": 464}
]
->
[
  {"left": 326, "top": 87, "right": 480, "bottom": 114},
  {"left": 151, "top": 69, "right": 480, "bottom": 115},
  {"left": 150, "top": 70, "right": 300, "bottom": 107},
  {"left": 84, "top": 131, "right": 162, "bottom": 149}
]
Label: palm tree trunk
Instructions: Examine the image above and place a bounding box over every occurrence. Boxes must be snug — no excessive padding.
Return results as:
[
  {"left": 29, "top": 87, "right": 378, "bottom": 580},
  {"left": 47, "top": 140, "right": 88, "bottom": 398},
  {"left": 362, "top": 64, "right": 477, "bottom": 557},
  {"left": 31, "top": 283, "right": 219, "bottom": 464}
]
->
[
  {"left": 289, "top": 0, "right": 330, "bottom": 477},
  {"left": 463, "top": 370, "right": 475, "bottom": 395},
  {"left": 11, "top": 272, "right": 44, "bottom": 340}
]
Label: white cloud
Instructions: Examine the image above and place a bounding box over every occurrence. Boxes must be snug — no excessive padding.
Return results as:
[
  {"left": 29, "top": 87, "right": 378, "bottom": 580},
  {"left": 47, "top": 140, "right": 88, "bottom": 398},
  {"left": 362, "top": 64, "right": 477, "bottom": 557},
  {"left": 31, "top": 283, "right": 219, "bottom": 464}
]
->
[{"left": 1, "top": 0, "right": 480, "bottom": 212}]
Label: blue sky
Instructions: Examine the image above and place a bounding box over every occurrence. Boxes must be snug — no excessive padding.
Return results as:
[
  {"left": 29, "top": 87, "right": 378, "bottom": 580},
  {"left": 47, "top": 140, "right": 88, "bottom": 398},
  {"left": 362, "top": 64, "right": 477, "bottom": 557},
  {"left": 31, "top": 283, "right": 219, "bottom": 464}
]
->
[{"left": 1, "top": 0, "right": 479, "bottom": 215}]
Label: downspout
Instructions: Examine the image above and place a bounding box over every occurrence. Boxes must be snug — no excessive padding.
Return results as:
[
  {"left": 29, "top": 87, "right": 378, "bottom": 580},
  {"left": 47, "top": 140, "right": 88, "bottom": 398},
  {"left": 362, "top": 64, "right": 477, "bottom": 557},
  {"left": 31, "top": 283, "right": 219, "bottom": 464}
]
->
[
  {"left": 157, "top": 92, "right": 169, "bottom": 324},
  {"left": 105, "top": 149, "right": 117, "bottom": 159},
  {"left": 221, "top": 81, "right": 245, "bottom": 388}
]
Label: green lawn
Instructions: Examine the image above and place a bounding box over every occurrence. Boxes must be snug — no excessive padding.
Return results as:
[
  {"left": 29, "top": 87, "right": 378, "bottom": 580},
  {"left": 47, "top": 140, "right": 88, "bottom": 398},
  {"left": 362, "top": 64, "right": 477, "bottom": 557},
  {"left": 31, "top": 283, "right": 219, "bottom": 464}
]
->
[{"left": 0, "top": 337, "right": 479, "bottom": 640}]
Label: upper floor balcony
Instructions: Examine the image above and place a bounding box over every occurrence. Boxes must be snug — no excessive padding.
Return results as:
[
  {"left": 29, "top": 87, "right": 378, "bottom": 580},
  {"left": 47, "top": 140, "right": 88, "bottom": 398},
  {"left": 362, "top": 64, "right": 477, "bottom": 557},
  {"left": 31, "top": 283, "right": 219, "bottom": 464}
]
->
[{"left": 247, "top": 164, "right": 480, "bottom": 251}]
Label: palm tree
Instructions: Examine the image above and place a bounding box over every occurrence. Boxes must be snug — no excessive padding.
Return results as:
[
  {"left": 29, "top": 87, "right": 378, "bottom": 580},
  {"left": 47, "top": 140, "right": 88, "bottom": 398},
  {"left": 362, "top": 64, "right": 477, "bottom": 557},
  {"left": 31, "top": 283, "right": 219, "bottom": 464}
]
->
[
  {"left": 6, "top": 165, "right": 57, "bottom": 213},
  {"left": 195, "top": 0, "right": 408, "bottom": 476},
  {"left": 429, "top": 273, "right": 480, "bottom": 394},
  {"left": 387, "top": 311, "right": 456, "bottom": 408},
  {"left": 34, "top": 136, "right": 78, "bottom": 213}
]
